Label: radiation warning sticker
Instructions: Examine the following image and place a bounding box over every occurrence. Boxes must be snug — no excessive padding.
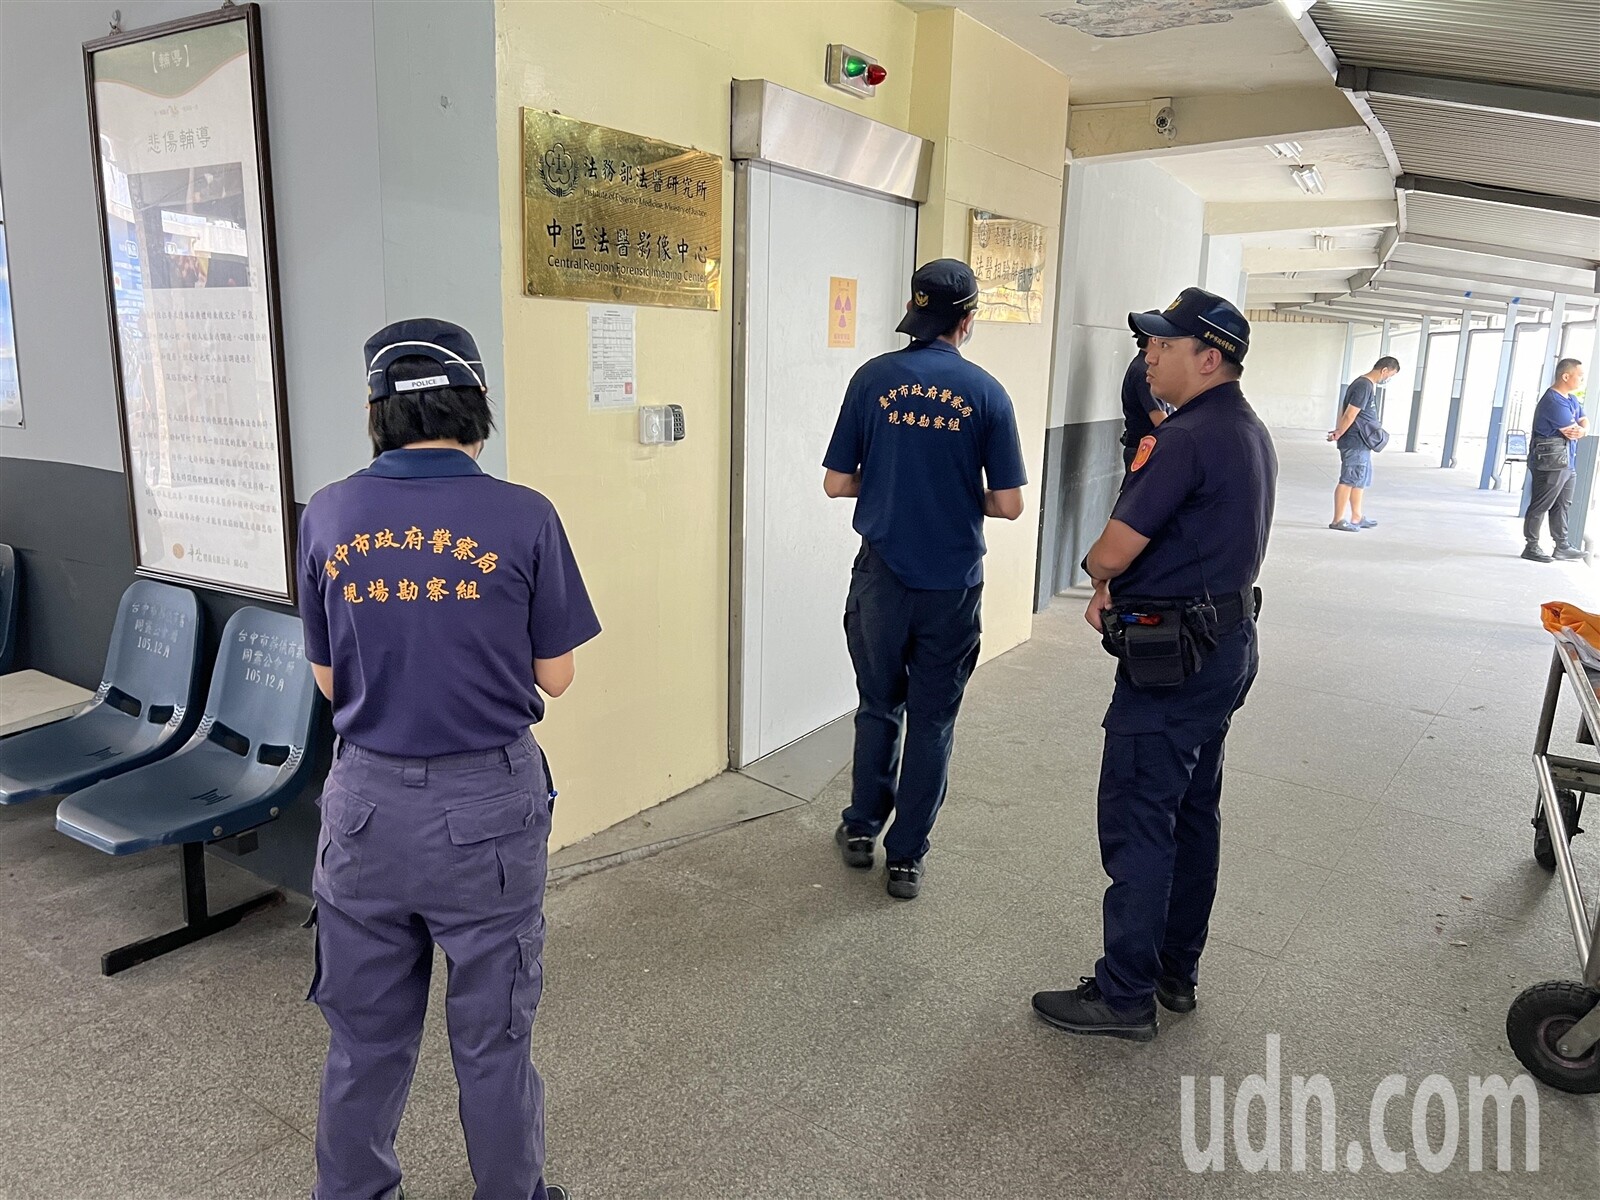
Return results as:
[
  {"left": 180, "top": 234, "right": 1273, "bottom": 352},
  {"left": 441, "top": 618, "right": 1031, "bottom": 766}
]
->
[{"left": 1131, "top": 435, "right": 1157, "bottom": 472}]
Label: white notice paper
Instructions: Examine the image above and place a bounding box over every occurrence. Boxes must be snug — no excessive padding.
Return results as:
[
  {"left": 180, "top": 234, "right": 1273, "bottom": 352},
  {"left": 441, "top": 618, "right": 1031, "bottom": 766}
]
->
[{"left": 588, "top": 305, "right": 636, "bottom": 411}]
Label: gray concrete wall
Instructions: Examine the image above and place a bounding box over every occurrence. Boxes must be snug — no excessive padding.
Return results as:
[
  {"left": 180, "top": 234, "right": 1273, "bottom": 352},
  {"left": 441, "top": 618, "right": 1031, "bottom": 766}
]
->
[
  {"left": 0, "top": 0, "right": 502, "bottom": 899},
  {"left": 0, "top": 0, "right": 504, "bottom": 489},
  {"left": 1247, "top": 321, "right": 1349, "bottom": 431},
  {"left": 1037, "top": 159, "right": 1207, "bottom": 604},
  {"left": 1048, "top": 160, "right": 1206, "bottom": 430}
]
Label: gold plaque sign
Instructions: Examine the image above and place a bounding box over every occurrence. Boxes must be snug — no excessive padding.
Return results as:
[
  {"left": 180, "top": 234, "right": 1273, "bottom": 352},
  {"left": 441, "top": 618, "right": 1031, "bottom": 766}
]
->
[
  {"left": 522, "top": 109, "right": 723, "bottom": 310},
  {"left": 969, "top": 210, "right": 1046, "bottom": 324}
]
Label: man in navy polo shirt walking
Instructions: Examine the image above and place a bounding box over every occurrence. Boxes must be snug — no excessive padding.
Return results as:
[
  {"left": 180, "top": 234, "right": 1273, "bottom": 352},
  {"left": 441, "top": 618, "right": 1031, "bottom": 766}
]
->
[
  {"left": 823, "top": 259, "right": 1028, "bottom": 900},
  {"left": 298, "top": 318, "right": 599, "bottom": 1200}
]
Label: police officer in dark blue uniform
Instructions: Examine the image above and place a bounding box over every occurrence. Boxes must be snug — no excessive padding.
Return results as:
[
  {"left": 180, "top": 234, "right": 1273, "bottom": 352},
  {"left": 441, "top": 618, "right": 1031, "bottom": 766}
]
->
[
  {"left": 298, "top": 318, "right": 599, "bottom": 1199},
  {"left": 823, "top": 259, "right": 1028, "bottom": 900},
  {"left": 1031, "top": 289, "right": 1276, "bottom": 1041},
  {"left": 1120, "top": 325, "right": 1170, "bottom": 473}
]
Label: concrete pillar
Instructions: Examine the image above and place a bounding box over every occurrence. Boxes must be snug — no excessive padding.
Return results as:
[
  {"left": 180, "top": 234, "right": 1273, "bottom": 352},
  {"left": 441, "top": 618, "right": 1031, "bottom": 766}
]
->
[
  {"left": 1405, "top": 316, "right": 1431, "bottom": 453},
  {"left": 1376, "top": 319, "right": 1392, "bottom": 422},
  {"left": 1441, "top": 310, "right": 1473, "bottom": 469},
  {"left": 1542, "top": 294, "right": 1568, "bottom": 389},
  {"left": 1335, "top": 322, "right": 1355, "bottom": 424},
  {"left": 1480, "top": 299, "right": 1522, "bottom": 490}
]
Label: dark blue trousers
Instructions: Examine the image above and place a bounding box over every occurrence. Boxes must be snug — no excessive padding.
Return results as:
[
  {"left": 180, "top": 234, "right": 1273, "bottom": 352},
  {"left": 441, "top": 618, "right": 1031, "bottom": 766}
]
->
[
  {"left": 310, "top": 734, "right": 553, "bottom": 1200},
  {"left": 840, "top": 543, "right": 982, "bottom": 863},
  {"left": 1094, "top": 619, "right": 1258, "bottom": 1010}
]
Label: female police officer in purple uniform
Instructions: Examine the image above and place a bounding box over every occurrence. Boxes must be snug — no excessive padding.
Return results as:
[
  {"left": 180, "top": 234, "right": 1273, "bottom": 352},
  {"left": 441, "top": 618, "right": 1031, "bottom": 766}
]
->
[{"left": 298, "top": 318, "right": 599, "bottom": 1200}]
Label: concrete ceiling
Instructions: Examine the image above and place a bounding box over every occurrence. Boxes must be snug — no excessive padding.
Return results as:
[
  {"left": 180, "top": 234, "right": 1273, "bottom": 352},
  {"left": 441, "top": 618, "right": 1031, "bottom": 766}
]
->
[
  {"left": 926, "top": 0, "right": 1600, "bottom": 321},
  {"left": 1155, "top": 126, "right": 1392, "bottom": 202},
  {"left": 921, "top": 0, "right": 1401, "bottom": 306},
  {"left": 906, "top": 0, "right": 1330, "bottom": 103}
]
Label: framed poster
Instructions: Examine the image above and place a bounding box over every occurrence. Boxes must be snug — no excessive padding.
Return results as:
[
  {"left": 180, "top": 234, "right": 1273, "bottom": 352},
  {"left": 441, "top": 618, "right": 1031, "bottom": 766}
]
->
[
  {"left": 969, "top": 210, "right": 1047, "bottom": 325},
  {"left": 521, "top": 108, "right": 723, "bottom": 310},
  {"left": 85, "top": 3, "right": 296, "bottom": 602}
]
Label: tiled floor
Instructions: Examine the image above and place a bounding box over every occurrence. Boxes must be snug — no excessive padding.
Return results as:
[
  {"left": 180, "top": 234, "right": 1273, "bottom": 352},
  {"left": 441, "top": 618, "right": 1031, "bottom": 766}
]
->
[{"left": 2, "top": 430, "right": 1598, "bottom": 1198}]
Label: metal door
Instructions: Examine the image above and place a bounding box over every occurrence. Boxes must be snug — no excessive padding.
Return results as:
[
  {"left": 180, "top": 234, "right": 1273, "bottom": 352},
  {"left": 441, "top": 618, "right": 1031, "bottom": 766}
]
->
[{"left": 731, "top": 161, "right": 917, "bottom": 766}]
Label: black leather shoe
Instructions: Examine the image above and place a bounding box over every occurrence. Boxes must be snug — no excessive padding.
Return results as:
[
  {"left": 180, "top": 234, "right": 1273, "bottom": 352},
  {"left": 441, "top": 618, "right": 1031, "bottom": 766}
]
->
[
  {"left": 1523, "top": 544, "right": 1554, "bottom": 563},
  {"left": 1032, "top": 977, "right": 1157, "bottom": 1041},
  {"left": 1555, "top": 544, "right": 1586, "bottom": 561},
  {"left": 835, "top": 823, "right": 874, "bottom": 869},
  {"left": 1156, "top": 977, "right": 1197, "bottom": 1013},
  {"left": 546, "top": 1186, "right": 571, "bottom": 1200},
  {"left": 886, "top": 858, "right": 923, "bottom": 899}
]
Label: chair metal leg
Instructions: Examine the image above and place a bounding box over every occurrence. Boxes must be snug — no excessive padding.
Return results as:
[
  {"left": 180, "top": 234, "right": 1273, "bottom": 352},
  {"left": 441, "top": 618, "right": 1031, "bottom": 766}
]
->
[{"left": 101, "top": 842, "right": 283, "bottom": 976}]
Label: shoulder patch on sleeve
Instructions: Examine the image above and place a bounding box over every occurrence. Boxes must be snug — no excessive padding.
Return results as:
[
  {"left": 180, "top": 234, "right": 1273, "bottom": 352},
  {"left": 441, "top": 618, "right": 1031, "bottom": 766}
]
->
[{"left": 1130, "top": 435, "right": 1157, "bottom": 472}]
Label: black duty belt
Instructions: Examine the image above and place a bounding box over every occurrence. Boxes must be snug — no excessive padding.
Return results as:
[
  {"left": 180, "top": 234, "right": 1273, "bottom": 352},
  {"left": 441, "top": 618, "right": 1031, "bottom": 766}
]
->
[
  {"left": 1117, "top": 587, "right": 1257, "bottom": 626},
  {"left": 1101, "top": 587, "right": 1260, "bottom": 690},
  {"left": 1211, "top": 587, "right": 1260, "bottom": 627}
]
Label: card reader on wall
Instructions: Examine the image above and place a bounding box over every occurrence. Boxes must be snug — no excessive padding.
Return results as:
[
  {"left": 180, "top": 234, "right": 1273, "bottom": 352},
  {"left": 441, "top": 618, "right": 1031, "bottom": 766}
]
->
[{"left": 639, "top": 405, "right": 685, "bottom": 445}]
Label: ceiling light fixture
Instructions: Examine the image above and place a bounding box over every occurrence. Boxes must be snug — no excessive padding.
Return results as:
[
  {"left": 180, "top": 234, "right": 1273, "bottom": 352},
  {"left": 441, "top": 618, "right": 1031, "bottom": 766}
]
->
[
  {"left": 1265, "top": 141, "right": 1303, "bottom": 160},
  {"left": 1291, "top": 164, "right": 1326, "bottom": 195}
]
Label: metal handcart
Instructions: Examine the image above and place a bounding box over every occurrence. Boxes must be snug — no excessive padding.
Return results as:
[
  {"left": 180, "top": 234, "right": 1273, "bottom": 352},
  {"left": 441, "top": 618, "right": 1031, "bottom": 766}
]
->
[{"left": 1509, "top": 633, "right": 1600, "bottom": 1093}]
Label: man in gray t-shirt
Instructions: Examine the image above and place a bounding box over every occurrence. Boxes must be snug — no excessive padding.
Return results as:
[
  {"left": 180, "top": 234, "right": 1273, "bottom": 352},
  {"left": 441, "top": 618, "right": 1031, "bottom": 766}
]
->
[{"left": 1326, "top": 357, "right": 1400, "bottom": 532}]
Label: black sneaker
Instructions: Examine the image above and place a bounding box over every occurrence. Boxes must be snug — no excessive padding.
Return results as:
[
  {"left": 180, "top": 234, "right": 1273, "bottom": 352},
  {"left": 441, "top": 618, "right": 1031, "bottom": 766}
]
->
[
  {"left": 886, "top": 859, "right": 923, "bottom": 899},
  {"left": 1031, "top": 977, "right": 1157, "bottom": 1041},
  {"left": 1156, "top": 977, "right": 1197, "bottom": 1013},
  {"left": 1555, "top": 545, "right": 1586, "bottom": 561},
  {"left": 1522, "top": 544, "right": 1554, "bottom": 563},
  {"left": 835, "top": 823, "right": 874, "bottom": 869}
]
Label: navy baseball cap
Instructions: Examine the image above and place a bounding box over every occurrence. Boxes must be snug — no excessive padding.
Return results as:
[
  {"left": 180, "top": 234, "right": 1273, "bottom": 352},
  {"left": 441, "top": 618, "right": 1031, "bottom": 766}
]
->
[
  {"left": 1129, "top": 288, "right": 1250, "bottom": 364},
  {"left": 896, "top": 259, "right": 981, "bottom": 341},
  {"left": 364, "top": 317, "right": 487, "bottom": 402}
]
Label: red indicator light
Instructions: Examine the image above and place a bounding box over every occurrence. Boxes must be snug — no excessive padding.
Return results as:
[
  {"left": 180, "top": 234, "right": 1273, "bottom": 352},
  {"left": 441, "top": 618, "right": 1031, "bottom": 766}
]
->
[{"left": 865, "top": 64, "right": 888, "bottom": 86}]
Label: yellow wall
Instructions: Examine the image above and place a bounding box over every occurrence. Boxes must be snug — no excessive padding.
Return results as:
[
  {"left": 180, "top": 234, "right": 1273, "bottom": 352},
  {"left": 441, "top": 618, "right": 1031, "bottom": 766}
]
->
[
  {"left": 495, "top": 0, "right": 1069, "bottom": 848},
  {"left": 911, "top": 9, "right": 1070, "bottom": 658}
]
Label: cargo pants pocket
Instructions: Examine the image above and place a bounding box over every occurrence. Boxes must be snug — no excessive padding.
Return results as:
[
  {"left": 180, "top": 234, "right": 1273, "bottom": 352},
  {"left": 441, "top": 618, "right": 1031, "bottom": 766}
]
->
[
  {"left": 302, "top": 905, "right": 323, "bottom": 1004},
  {"left": 508, "top": 924, "right": 544, "bottom": 1039}
]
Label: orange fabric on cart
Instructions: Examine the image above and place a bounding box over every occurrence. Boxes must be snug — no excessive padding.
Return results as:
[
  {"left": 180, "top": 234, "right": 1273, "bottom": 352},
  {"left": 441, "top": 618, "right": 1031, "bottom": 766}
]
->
[{"left": 1541, "top": 602, "right": 1600, "bottom": 652}]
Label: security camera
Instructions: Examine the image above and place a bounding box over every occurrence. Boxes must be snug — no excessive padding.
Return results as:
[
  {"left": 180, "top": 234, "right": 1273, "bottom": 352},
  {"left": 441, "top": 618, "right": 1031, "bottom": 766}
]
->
[{"left": 1152, "top": 105, "right": 1177, "bottom": 139}]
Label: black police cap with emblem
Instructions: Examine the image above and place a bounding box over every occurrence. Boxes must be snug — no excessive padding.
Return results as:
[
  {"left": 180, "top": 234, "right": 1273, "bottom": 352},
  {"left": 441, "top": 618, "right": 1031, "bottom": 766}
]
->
[
  {"left": 364, "top": 318, "right": 488, "bottom": 403},
  {"left": 896, "top": 259, "right": 981, "bottom": 342},
  {"left": 1128, "top": 288, "right": 1250, "bottom": 364}
]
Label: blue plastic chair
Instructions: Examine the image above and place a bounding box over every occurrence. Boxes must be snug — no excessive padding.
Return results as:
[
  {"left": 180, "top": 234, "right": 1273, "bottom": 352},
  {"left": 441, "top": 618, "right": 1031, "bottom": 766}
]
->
[
  {"left": 0, "top": 545, "right": 18, "bottom": 674},
  {"left": 0, "top": 580, "right": 201, "bottom": 804},
  {"left": 56, "top": 605, "right": 321, "bottom": 974}
]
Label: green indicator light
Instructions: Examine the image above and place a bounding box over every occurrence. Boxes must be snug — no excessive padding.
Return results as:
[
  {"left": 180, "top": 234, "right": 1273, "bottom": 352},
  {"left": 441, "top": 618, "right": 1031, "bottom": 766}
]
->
[{"left": 843, "top": 56, "right": 867, "bottom": 78}]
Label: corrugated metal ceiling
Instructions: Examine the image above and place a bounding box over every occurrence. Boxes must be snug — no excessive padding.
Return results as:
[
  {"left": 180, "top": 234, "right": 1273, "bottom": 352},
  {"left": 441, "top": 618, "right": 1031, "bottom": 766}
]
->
[
  {"left": 1369, "top": 97, "right": 1600, "bottom": 204},
  {"left": 1404, "top": 192, "right": 1600, "bottom": 261},
  {"left": 1311, "top": 0, "right": 1600, "bottom": 95}
]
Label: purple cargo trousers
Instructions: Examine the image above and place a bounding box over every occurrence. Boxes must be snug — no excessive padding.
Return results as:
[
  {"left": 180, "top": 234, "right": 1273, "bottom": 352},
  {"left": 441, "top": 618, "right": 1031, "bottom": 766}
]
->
[{"left": 307, "top": 732, "right": 552, "bottom": 1200}]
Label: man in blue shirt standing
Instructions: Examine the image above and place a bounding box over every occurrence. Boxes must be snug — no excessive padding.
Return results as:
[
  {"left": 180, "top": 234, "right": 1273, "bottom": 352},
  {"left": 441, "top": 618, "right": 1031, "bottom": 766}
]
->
[
  {"left": 1524, "top": 358, "right": 1588, "bottom": 563},
  {"left": 823, "top": 259, "right": 1028, "bottom": 900},
  {"left": 1032, "top": 289, "right": 1276, "bottom": 1041},
  {"left": 1326, "top": 356, "right": 1400, "bottom": 532}
]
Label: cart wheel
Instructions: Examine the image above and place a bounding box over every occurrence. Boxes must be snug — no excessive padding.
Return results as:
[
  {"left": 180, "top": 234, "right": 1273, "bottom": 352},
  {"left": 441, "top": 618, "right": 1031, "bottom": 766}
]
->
[
  {"left": 1533, "top": 789, "right": 1581, "bottom": 870},
  {"left": 1506, "top": 981, "right": 1600, "bottom": 1094}
]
